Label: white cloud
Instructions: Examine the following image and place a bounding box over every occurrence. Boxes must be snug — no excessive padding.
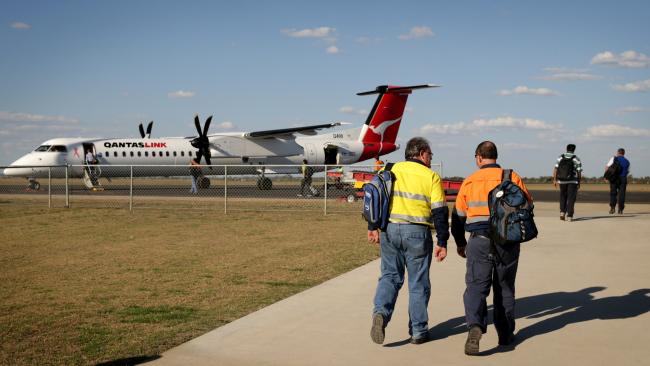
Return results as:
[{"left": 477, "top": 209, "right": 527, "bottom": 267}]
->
[
  {"left": 616, "top": 106, "right": 648, "bottom": 114},
  {"left": 539, "top": 68, "right": 601, "bottom": 81},
  {"left": 0, "top": 111, "right": 78, "bottom": 124},
  {"left": 584, "top": 124, "right": 650, "bottom": 138},
  {"left": 613, "top": 79, "right": 650, "bottom": 93},
  {"left": 498, "top": 86, "right": 559, "bottom": 96},
  {"left": 501, "top": 142, "right": 541, "bottom": 150},
  {"left": 282, "top": 27, "right": 335, "bottom": 38},
  {"left": 168, "top": 90, "right": 195, "bottom": 98},
  {"left": 10, "top": 22, "right": 31, "bottom": 30},
  {"left": 339, "top": 106, "right": 368, "bottom": 115},
  {"left": 326, "top": 45, "right": 340, "bottom": 54},
  {"left": 217, "top": 121, "right": 235, "bottom": 130},
  {"left": 398, "top": 26, "right": 434, "bottom": 40},
  {"left": 591, "top": 50, "right": 650, "bottom": 68},
  {"left": 419, "top": 116, "right": 561, "bottom": 135}
]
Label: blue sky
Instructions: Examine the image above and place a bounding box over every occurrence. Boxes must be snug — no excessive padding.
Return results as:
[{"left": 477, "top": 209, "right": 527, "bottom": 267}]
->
[{"left": 1, "top": 0, "right": 648, "bottom": 177}]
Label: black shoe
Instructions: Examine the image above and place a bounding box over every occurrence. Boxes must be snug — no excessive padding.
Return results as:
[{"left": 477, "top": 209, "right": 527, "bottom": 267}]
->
[
  {"left": 464, "top": 325, "right": 482, "bottom": 355},
  {"left": 409, "top": 334, "right": 429, "bottom": 345},
  {"left": 609, "top": 207, "right": 615, "bottom": 214},
  {"left": 498, "top": 333, "right": 515, "bottom": 346},
  {"left": 560, "top": 212, "right": 565, "bottom": 221},
  {"left": 370, "top": 313, "right": 386, "bottom": 344},
  {"left": 618, "top": 209, "right": 623, "bottom": 215}
]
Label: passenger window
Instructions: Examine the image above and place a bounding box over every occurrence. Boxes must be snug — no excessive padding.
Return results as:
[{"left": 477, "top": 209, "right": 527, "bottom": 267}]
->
[
  {"left": 137, "top": 151, "right": 141, "bottom": 157},
  {"left": 181, "top": 151, "right": 185, "bottom": 157},
  {"left": 130, "top": 151, "right": 134, "bottom": 157},
  {"left": 173, "top": 151, "right": 177, "bottom": 157},
  {"left": 166, "top": 151, "right": 169, "bottom": 157},
  {"left": 189, "top": 151, "right": 193, "bottom": 157},
  {"left": 113, "top": 151, "right": 117, "bottom": 157},
  {"left": 145, "top": 151, "right": 149, "bottom": 157},
  {"left": 122, "top": 151, "right": 126, "bottom": 157},
  {"left": 152, "top": 151, "right": 156, "bottom": 157}
]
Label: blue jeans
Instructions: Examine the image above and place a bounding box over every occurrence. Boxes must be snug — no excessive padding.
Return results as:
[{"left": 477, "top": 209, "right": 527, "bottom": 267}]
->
[
  {"left": 373, "top": 223, "right": 433, "bottom": 338},
  {"left": 190, "top": 176, "right": 198, "bottom": 193}
]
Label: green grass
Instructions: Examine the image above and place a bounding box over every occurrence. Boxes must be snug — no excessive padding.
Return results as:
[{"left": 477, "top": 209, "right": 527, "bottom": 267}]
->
[{"left": 0, "top": 203, "right": 377, "bottom": 365}]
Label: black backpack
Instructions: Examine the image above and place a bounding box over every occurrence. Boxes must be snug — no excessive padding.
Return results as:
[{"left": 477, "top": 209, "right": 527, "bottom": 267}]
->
[
  {"left": 556, "top": 155, "right": 575, "bottom": 181},
  {"left": 603, "top": 157, "right": 622, "bottom": 183},
  {"left": 488, "top": 169, "right": 538, "bottom": 246}
]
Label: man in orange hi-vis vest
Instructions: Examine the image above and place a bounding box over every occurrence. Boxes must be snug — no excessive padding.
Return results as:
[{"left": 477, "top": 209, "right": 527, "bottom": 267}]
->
[{"left": 451, "top": 141, "right": 532, "bottom": 356}]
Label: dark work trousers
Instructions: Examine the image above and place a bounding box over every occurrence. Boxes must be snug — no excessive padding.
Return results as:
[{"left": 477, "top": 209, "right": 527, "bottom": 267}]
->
[
  {"left": 559, "top": 183, "right": 578, "bottom": 217},
  {"left": 464, "top": 234, "right": 520, "bottom": 338},
  {"left": 609, "top": 176, "right": 628, "bottom": 211}
]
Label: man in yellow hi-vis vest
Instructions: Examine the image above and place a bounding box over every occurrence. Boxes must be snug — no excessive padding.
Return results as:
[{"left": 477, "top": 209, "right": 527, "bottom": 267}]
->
[{"left": 368, "top": 137, "right": 450, "bottom": 345}]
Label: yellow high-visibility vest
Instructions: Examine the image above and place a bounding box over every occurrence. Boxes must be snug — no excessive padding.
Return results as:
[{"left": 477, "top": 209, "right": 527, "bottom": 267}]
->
[{"left": 388, "top": 161, "right": 446, "bottom": 227}]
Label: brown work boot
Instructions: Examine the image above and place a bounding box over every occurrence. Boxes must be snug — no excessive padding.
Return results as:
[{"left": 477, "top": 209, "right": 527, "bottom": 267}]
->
[
  {"left": 370, "top": 313, "right": 386, "bottom": 344},
  {"left": 465, "top": 325, "right": 482, "bottom": 355}
]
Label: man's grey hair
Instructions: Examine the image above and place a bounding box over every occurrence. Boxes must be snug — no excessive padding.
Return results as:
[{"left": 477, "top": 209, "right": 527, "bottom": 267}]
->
[{"left": 404, "top": 137, "right": 431, "bottom": 159}]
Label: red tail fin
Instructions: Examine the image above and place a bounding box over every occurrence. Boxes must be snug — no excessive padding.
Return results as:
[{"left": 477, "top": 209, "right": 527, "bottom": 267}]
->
[{"left": 357, "top": 84, "right": 438, "bottom": 160}]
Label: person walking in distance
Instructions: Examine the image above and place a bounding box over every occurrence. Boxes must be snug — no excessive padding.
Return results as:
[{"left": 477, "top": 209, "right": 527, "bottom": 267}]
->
[
  {"left": 368, "top": 137, "right": 450, "bottom": 345},
  {"left": 189, "top": 158, "right": 201, "bottom": 194},
  {"left": 605, "top": 148, "right": 631, "bottom": 214},
  {"left": 553, "top": 144, "right": 582, "bottom": 222},
  {"left": 451, "top": 141, "right": 533, "bottom": 355},
  {"left": 299, "top": 159, "right": 314, "bottom": 197}
]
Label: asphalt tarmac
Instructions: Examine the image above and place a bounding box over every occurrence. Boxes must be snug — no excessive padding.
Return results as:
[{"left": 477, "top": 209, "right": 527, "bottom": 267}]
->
[{"left": 1, "top": 183, "right": 649, "bottom": 203}]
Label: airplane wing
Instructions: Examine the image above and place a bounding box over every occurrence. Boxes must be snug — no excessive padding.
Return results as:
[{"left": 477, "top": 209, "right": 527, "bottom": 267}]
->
[{"left": 243, "top": 122, "right": 346, "bottom": 139}]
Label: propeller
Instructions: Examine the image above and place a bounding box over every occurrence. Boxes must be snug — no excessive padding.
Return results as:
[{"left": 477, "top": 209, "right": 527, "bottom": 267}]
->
[
  {"left": 138, "top": 121, "right": 154, "bottom": 138},
  {"left": 190, "top": 115, "right": 213, "bottom": 166}
]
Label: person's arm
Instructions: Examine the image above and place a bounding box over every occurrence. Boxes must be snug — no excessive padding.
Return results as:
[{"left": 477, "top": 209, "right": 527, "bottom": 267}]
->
[
  {"left": 552, "top": 167, "right": 558, "bottom": 188},
  {"left": 451, "top": 180, "right": 469, "bottom": 257}
]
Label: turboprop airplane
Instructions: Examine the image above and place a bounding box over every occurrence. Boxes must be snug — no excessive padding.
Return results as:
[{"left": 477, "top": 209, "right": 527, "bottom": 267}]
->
[{"left": 4, "top": 84, "right": 437, "bottom": 190}]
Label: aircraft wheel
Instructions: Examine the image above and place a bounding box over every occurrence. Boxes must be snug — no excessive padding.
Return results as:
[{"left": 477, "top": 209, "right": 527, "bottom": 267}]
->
[
  {"left": 199, "top": 177, "right": 211, "bottom": 189},
  {"left": 29, "top": 181, "right": 41, "bottom": 190},
  {"left": 346, "top": 194, "right": 356, "bottom": 203},
  {"left": 257, "top": 177, "right": 272, "bottom": 190}
]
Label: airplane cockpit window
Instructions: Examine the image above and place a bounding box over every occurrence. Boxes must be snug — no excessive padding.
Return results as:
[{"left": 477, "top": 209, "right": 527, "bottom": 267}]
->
[
  {"left": 49, "top": 145, "right": 68, "bottom": 152},
  {"left": 35, "top": 145, "right": 51, "bottom": 152}
]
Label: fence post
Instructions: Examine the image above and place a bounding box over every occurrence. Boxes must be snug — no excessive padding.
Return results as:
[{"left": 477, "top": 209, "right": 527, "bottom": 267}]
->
[
  {"left": 129, "top": 165, "right": 133, "bottom": 212},
  {"left": 48, "top": 167, "right": 51, "bottom": 208},
  {"left": 324, "top": 165, "right": 328, "bottom": 215},
  {"left": 65, "top": 164, "right": 69, "bottom": 208},
  {"left": 224, "top": 166, "right": 228, "bottom": 214}
]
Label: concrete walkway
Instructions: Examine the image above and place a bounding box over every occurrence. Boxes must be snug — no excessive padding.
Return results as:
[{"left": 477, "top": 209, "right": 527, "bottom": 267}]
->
[{"left": 148, "top": 202, "right": 650, "bottom": 366}]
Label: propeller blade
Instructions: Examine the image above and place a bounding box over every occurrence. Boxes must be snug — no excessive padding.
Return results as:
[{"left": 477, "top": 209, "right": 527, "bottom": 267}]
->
[
  {"left": 204, "top": 152, "right": 212, "bottom": 167},
  {"left": 146, "top": 121, "right": 153, "bottom": 138},
  {"left": 195, "top": 149, "right": 203, "bottom": 164},
  {"left": 139, "top": 123, "right": 145, "bottom": 138},
  {"left": 194, "top": 115, "right": 202, "bottom": 136},
  {"left": 203, "top": 116, "right": 212, "bottom": 136}
]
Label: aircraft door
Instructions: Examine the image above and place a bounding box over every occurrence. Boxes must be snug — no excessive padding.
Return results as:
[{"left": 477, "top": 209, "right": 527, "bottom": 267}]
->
[{"left": 324, "top": 145, "right": 338, "bottom": 165}]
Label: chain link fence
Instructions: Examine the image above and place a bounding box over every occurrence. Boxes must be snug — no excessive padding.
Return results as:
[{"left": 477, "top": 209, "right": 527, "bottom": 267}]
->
[{"left": 0, "top": 163, "right": 445, "bottom": 213}]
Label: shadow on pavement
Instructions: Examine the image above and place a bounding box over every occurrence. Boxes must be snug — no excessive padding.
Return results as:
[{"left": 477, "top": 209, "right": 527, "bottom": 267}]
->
[
  {"left": 385, "top": 287, "right": 650, "bottom": 354},
  {"left": 572, "top": 215, "right": 635, "bottom": 221}
]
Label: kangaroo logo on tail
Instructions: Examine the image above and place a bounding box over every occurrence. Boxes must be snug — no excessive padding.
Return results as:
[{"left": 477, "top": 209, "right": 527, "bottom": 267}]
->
[{"left": 356, "top": 84, "right": 438, "bottom": 160}]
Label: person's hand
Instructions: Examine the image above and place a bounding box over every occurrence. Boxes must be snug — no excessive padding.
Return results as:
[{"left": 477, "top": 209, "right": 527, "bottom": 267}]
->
[
  {"left": 367, "top": 230, "right": 380, "bottom": 245},
  {"left": 553, "top": 180, "right": 558, "bottom": 188},
  {"left": 434, "top": 245, "right": 447, "bottom": 262},
  {"left": 457, "top": 246, "right": 467, "bottom": 258}
]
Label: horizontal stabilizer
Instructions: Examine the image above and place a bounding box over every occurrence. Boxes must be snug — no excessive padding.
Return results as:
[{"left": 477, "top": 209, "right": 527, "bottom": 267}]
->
[{"left": 357, "top": 84, "right": 440, "bottom": 96}]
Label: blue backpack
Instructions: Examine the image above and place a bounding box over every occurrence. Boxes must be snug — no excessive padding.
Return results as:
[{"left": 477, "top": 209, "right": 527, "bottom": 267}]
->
[
  {"left": 488, "top": 169, "right": 538, "bottom": 245},
  {"left": 362, "top": 163, "right": 395, "bottom": 231}
]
